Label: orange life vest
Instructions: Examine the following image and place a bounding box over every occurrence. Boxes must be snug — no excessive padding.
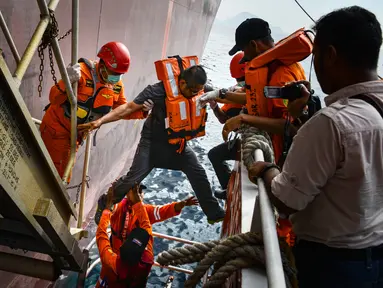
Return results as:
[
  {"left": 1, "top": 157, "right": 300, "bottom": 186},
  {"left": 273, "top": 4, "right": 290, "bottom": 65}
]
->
[
  {"left": 155, "top": 55, "right": 207, "bottom": 152},
  {"left": 58, "top": 58, "right": 125, "bottom": 124},
  {"left": 245, "top": 28, "right": 314, "bottom": 117},
  {"left": 221, "top": 103, "right": 243, "bottom": 115}
]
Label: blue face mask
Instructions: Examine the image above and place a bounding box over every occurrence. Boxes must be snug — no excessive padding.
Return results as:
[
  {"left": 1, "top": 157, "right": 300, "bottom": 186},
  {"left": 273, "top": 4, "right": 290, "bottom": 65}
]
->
[
  {"left": 107, "top": 74, "right": 122, "bottom": 84},
  {"left": 100, "top": 65, "right": 122, "bottom": 84}
]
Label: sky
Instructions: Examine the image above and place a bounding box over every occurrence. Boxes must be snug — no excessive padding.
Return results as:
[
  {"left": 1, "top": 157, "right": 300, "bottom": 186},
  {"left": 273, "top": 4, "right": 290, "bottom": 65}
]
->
[{"left": 216, "top": 0, "right": 383, "bottom": 33}]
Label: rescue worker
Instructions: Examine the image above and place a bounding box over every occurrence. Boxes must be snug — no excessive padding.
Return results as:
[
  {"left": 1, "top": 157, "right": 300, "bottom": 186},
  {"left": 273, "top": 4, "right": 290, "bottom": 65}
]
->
[
  {"left": 96, "top": 183, "right": 199, "bottom": 287},
  {"left": 198, "top": 19, "right": 313, "bottom": 247},
  {"left": 248, "top": 6, "right": 383, "bottom": 287},
  {"left": 198, "top": 18, "right": 311, "bottom": 166},
  {"left": 78, "top": 57, "right": 226, "bottom": 224},
  {"left": 40, "top": 41, "right": 153, "bottom": 181},
  {"left": 208, "top": 52, "right": 245, "bottom": 200}
]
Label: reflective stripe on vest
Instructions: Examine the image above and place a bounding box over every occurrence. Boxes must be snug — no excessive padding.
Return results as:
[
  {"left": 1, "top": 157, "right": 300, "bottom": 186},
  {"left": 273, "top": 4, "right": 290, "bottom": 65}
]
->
[
  {"left": 64, "top": 58, "right": 119, "bottom": 125},
  {"left": 98, "top": 276, "right": 108, "bottom": 287},
  {"left": 155, "top": 55, "right": 207, "bottom": 151}
]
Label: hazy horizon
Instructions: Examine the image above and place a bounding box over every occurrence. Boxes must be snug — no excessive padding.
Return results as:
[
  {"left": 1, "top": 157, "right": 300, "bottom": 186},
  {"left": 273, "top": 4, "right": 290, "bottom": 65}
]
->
[
  {"left": 215, "top": 0, "right": 383, "bottom": 75},
  {"left": 216, "top": 0, "right": 383, "bottom": 33}
]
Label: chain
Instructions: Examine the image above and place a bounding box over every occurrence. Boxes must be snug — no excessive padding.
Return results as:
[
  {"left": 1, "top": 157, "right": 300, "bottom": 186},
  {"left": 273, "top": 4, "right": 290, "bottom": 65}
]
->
[
  {"left": 48, "top": 45, "right": 63, "bottom": 93},
  {"left": 37, "top": 45, "right": 45, "bottom": 97},
  {"left": 67, "top": 176, "right": 91, "bottom": 207},
  {"left": 37, "top": 9, "right": 72, "bottom": 97},
  {"left": 58, "top": 29, "right": 72, "bottom": 42}
]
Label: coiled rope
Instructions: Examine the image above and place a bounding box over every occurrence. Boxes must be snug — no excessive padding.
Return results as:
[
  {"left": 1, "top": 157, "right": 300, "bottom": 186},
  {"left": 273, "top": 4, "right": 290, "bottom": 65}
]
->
[
  {"left": 240, "top": 123, "right": 274, "bottom": 168},
  {"left": 157, "top": 232, "right": 297, "bottom": 288}
]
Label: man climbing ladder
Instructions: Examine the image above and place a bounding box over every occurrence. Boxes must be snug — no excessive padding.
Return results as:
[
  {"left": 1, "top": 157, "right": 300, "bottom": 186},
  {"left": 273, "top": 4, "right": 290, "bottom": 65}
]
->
[
  {"left": 40, "top": 42, "right": 153, "bottom": 181},
  {"left": 79, "top": 56, "right": 225, "bottom": 224}
]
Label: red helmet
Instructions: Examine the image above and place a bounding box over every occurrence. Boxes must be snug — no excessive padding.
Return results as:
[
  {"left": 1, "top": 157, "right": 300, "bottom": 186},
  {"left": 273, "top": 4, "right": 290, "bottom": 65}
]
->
[
  {"left": 97, "top": 42, "right": 131, "bottom": 74},
  {"left": 230, "top": 52, "right": 246, "bottom": 79}
]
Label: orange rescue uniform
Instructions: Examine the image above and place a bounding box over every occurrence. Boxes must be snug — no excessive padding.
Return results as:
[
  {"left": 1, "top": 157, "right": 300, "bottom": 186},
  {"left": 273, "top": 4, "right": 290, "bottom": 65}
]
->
[
  {"left": 96, "top": 199, "right": 181, "bottom": 287},
  {"left": 245, "top": 29, "right": 313, "bottom": 247},
  {"left": 40, "top": 59, "right": 147, "bottom": 180},
  {"left": 245, "top": 28, "right": 312, "bottom": 165},
  {"left": 221, "top": 103, "right": 243, "bottom": 114},
  {"left": 110, "top": 198, "right": 181, "bottom": 255}
]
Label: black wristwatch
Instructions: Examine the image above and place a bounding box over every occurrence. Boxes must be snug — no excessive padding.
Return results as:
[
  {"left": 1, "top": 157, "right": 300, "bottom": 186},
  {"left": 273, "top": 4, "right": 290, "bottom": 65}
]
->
[
  {"left": 219, "top": 88, "right": 228, "bottom": 99},
  {"left": 258, "top": 163, "right": 281, "bottom": 179}
]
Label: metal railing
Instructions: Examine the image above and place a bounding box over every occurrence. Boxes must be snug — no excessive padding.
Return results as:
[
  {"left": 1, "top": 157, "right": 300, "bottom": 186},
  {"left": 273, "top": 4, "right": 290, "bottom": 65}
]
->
[
  {"left": 0, "top": 11, "right": 20, "bottom": 64},
  {"left": 32, "top": 117, "right": 42, "bottom": 125},
  {"left": 254, "top": 149, "right": 286, "bottom": 288},
  {"left": 0, "top": 0, "right": 78, "bottom": 185},
  {"left": 77, "top": 135, "right": 91, "bottom": 228},
  {"left": 62, "top": 0, "right": 79, "bottom": 184}
]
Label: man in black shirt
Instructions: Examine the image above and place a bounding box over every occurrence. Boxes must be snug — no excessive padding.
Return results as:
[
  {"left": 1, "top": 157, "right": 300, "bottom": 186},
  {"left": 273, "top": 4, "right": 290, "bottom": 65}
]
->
[{"left": 79, "top": 65, "right": 225, "bottom": 224}]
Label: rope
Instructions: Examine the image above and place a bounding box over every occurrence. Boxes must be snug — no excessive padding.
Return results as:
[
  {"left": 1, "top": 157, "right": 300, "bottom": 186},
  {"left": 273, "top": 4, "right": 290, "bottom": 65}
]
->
[
  {"left": 205, "top": 257, "right": 262, "bottom": 288},
  {"left": 240, "top": 123, "right": 274, "bottom": 169},
  {"left": 157, "top": 240, "right": 220, "bottom": 266},
  {"left": 184, "top": 233, "right": 265, "bottom": 288},
  {"left": 157, "top": 232, "right": 297, "bottom": 288}
]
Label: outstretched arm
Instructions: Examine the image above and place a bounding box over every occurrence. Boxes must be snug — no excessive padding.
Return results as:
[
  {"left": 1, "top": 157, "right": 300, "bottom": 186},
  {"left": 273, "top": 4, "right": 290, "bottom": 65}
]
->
[
  {"left": 221, "top": 91, "right": 247, "bottom": 105},
  {"left": 209, "top": 101, "right": 229, "bottom": 124},
  {"left": 145, "top": 196, "right": 199, "bottom": 224},
  {"left": 77, "top": 101, "right": 144, "bottom": 132}
]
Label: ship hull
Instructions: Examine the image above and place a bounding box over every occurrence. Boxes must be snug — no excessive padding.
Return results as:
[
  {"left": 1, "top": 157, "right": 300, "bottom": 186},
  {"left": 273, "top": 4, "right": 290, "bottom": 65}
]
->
[{"left": 0, "top": 0, "right": 221, "bottom": 286}]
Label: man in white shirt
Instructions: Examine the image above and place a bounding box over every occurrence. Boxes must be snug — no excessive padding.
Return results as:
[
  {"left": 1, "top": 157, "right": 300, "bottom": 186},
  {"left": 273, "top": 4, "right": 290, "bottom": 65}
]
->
[{"left": 248, "top": 6, "right": 383, "bottom": 288}]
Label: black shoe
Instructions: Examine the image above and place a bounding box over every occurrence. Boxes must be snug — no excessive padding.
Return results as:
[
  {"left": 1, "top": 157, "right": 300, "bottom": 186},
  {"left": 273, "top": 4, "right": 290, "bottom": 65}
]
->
[
  {"left": 214, "top": 189, "right": 227, "bottom": 200},
  {"left": 207, "top": 209, "right": 226, "bottom": 224},
  {"left": 94, "top": 194, "right": 107, "bottom": 225}
]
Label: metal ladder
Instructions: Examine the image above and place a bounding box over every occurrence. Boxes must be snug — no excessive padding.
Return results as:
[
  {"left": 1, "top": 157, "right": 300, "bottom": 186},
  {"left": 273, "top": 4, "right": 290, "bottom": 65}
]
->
[{"left": 0, "top": 0, "right": 89, "bottom": 285}]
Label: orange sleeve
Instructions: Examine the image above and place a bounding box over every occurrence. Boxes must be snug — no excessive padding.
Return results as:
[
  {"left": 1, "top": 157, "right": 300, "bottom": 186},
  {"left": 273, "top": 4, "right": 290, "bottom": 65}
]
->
[
  {"left": 113, "top": 85, "right": 128, "bottom": 109},
  {"left": 144, "top": 203, "right": 181, "bottom": 224},
  {"left": 110, "top": 199, "right": 126, "bottom": 233},
  {"left": 48, "top": 63, "right": 86, "bottom": 105},
  {"left": 268, "top": 63, "right": 306, "bottom": 119},
  {"left": 132, "top": 202, "right": 152, "bottom": 235},
  {"left": 113, "top": 85, "right": 149, "bottom": 120},
  {"left": 123, "top": 109, "right": 148, "bottom": 120},
  {"left": 96, "top": 210, "right": 118, "bottom": 274}
]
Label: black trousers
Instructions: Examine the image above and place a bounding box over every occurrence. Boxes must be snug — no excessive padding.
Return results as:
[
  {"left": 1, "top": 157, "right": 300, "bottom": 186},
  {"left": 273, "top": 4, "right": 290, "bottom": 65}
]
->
[
  {"left": 294, "top": 240, "right": 383, "bottom": 288},
  {"left": 113, "top": 136, "right": 225, "bottom": 220},
  {"left": 207, "top": 139, "right": 239, "bottom": 190}
]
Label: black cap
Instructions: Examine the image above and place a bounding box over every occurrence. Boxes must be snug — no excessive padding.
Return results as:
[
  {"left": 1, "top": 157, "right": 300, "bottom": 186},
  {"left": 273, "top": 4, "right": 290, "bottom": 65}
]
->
[
  {"left": 120, "top": 227, "right": 150, "bottom": 266},
  {"left": 228, "top": 18, "right": 271, "bottom": 56},
  {"left": 133, "top": 182, "right": 147, "bottom": 192}
]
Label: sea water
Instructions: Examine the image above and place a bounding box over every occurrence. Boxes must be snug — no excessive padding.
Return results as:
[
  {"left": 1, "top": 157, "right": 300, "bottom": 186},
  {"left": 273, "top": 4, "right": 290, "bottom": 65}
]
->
[{"left": 65, "top": 27, "right": 322, "bottom": 288}]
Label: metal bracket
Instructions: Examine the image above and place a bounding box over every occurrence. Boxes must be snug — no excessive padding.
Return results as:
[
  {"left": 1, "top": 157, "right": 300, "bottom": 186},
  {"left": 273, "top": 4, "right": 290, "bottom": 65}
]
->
[
  {"left": 70, "top": 228, "right": 89, "bottom": 241},
  {"left": 33, "top": 198, "right": 85, "bottom": 271}
]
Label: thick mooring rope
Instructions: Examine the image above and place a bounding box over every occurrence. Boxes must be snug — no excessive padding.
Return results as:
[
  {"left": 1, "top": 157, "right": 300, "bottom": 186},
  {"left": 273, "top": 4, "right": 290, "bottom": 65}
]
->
[
  {"left": 240, "top": 123, "right": 274, "bottom": 169},
  {"left": 157, "top": 240, "right": 220, "bottom": 266},
  {"left": 157, "top": 232, "right": 297, "bottom": 288}
]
